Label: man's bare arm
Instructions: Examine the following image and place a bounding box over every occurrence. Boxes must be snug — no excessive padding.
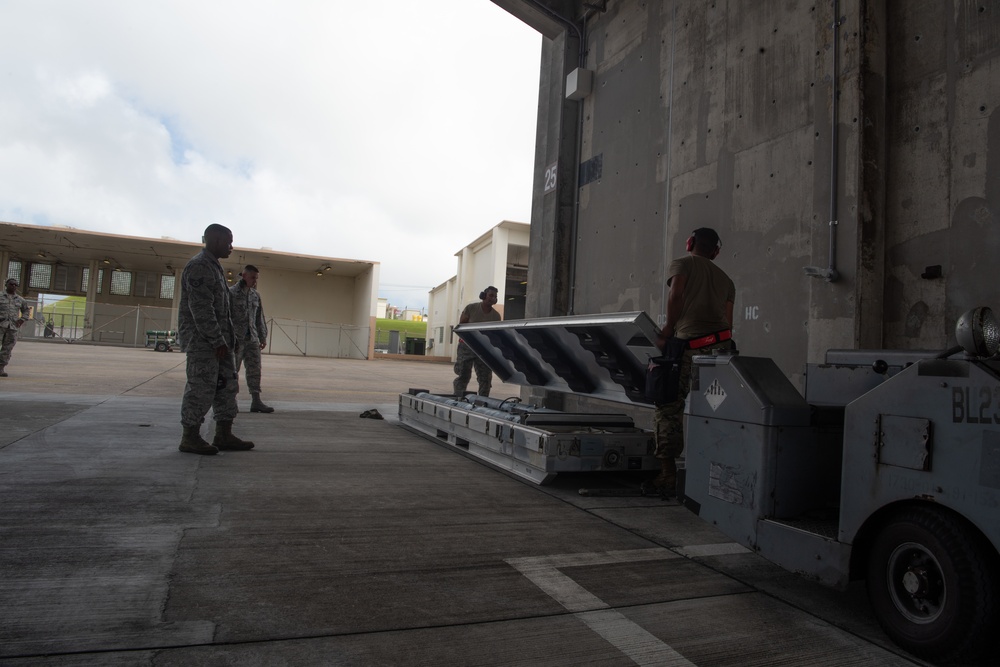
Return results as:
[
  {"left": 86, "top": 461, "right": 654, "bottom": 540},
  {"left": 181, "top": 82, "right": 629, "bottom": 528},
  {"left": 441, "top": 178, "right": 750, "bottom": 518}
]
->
[{"left": 663, "top": 274, "right": 687, "bottom": 339}]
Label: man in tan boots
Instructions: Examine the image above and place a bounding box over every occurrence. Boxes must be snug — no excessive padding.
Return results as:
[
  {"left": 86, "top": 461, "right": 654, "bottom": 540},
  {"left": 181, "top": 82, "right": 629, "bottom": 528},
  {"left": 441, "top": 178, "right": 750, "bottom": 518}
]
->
[
  {"left": 177, "top": 224, "right": 256, "bottom": 455},
  {"left": 452, "top": 286, "right": 502, "bottom": 397},
  {"left": 647, "top": 227, "right": 735, "bottom": 498}
]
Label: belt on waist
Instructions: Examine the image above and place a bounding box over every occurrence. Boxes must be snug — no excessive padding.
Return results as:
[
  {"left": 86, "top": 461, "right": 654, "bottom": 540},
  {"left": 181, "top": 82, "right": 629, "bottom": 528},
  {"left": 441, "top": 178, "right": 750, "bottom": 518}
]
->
[{"left": 687, "top": 329, "right": 732, "bottom": 349}]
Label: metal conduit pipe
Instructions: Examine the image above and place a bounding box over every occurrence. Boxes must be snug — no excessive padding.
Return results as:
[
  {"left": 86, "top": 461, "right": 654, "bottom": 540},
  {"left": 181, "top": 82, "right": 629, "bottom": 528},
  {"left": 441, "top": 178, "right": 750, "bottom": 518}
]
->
[
  {"left": 805, "top": 0, "right": 841, "bottom": 282},
  {"left": 413, "top": 393, "right": 551, "bottom": 424},
  {"left": 524, "top": 0, "right": 586, "bottom": 66},
  {"left": 415, "top": 392, "right": 553, "bottom": 414}
]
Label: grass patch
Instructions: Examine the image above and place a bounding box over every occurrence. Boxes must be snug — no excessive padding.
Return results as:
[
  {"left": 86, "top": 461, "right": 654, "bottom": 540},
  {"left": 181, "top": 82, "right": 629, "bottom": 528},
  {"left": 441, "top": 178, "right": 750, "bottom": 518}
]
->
[{"left": 376, "top": 318, "right": 426, "bottom": 337}]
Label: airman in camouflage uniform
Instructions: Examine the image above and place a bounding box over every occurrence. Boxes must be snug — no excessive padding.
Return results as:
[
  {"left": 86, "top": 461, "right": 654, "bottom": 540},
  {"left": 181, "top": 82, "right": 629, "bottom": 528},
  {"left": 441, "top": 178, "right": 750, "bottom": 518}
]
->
[
  {"left": 230, "top": 265, "right": 273, "bottom": 413},
  {"left": 178, "top": 224, "right": 256, "bottom": 455},
  {"left": 0, "top": 278, "right": 31, "bottom": 377},
  {"left": 647, "top": 228, "right": 736, "bottom": 498},
  {"left": 453, "top": 286, "right": 502, "bottom": 397}
]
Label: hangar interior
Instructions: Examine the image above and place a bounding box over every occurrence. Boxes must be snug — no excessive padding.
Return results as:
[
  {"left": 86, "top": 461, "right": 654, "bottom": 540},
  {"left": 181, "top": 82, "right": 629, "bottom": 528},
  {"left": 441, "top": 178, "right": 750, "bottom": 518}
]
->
[
  {"left": 493, "top": 0, "right": 1000, "bottom": 401},
  {"left": 0, "top": 222, "right": 379, "bottom": 359}
]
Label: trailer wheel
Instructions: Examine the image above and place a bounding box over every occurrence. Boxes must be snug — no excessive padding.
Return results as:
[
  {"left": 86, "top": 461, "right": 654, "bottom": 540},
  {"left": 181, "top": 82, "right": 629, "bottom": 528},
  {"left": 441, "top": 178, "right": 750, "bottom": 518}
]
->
[
  {"left": 866, "top": 507, "right": 998, "bottom": 661},
  {"left": 154, "top": 341, "right": 168, "bottom": 352}
]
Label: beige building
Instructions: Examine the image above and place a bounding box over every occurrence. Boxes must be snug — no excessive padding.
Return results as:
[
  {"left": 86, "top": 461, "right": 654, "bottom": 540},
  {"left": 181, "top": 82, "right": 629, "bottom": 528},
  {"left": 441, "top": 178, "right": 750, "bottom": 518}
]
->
[
  {"left": 0, "top": 221, "right": 379, "bottom": 359},
  {"left": 426, "top": 220, "right": 529, "bottom": 360}
]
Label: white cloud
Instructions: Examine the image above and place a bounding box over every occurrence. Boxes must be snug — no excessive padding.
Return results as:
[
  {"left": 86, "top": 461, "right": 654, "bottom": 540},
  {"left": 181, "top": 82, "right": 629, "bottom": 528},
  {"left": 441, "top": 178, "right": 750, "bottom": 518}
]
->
[
  {"left": 0, "top": 0, "right": 542, "bottom": 311},
  {"left": 40, "top": 69, "right": 113, "bottom": 109}
]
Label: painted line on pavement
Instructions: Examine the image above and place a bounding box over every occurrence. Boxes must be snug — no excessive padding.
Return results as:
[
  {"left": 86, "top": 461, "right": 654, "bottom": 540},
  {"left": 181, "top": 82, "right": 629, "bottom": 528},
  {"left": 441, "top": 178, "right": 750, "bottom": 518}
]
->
[{"left": 507, "top": 547, "right": 701, "bottom": 666}]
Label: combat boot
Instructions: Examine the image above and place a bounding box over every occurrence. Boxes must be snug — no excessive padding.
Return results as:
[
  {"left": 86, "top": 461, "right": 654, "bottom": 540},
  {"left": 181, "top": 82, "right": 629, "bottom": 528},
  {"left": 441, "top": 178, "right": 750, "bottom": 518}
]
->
[
  {"left": 654, "top": 458, "right": 677, "bottom": 497},
  {"left": 641, "top": 458, "right": 676, "bottom": 498},
  {"left": 213, "top": 420, "right": 255, "bottom": 450},
  {"left": 179, "top": 425, "right": 218, "bottom": 455},
  {"left": 250, "top": 392, "right": 275, "bottom": 413}
]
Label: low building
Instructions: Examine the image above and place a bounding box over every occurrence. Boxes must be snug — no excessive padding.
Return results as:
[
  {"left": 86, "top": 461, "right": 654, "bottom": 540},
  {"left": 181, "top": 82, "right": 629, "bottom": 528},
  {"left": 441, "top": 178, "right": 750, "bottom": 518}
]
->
[{"left": 0, "top": 221, "right": 379, "bottom": 359}]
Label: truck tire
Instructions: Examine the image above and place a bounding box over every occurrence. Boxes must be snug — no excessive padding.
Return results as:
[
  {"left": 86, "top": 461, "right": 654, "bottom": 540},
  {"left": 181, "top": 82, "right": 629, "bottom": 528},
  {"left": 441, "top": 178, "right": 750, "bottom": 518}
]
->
[
  {"left": 866, "top": 506, "right": 998, "bottom": 661},
  {"left": 154, "top": 342, "right": 168, "bottom": 352}
]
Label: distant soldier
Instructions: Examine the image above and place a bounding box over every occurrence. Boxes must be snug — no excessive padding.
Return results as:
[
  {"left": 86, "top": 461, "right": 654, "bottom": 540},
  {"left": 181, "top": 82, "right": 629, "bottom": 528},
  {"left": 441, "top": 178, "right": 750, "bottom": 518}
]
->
[
  {"left": 230, "top": 264, "right": 274, "bottom": 413},
  {"left": 0, "top": 278, "right": 31, "bottom": 377},
  {"left": 177, "top": 224, "right": 256, "bottom": 455},
  {"left": 453, "top": 286, "right": 502, "bottom": 397}
]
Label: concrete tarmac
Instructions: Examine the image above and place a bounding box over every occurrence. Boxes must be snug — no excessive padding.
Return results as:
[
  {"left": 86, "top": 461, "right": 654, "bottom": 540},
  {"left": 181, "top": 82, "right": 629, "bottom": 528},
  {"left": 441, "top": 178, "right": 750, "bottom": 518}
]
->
[{"left": 0, "top": 341, "right": 930, "bottom": 666}]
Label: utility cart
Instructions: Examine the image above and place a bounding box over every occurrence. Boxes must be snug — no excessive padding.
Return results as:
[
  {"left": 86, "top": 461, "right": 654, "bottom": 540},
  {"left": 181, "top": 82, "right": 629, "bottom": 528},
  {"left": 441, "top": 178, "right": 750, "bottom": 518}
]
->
[{"left": 144, "top": 330, "right": 177, "bottom": 352}]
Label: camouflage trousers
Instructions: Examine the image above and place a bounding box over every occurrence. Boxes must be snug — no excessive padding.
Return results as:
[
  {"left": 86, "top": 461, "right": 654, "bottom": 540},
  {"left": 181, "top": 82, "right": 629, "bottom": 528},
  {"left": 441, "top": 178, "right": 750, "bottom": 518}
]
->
[
  {"left": 453, "top": 342, "right": 492, "bottom": 397},
  {"left": 654, "top": 339, "right": 735, "bottom": 460},
  {"left": 181, "top": 349, "right": 239, "bottom": 427},
  {"left": 234, "top": 338, "right": 263, "bottom": 394},
  {"left": 0, "top": 328, "right": 17, "bottom": 368}
]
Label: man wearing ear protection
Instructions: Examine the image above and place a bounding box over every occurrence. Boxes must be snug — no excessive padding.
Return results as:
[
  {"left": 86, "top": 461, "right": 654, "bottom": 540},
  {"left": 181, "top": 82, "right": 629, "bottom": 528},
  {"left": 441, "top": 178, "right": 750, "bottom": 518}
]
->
[
  {"left": 647, "top": 227, "right": 735, "bottom": 497},
  {"left": 453, "top": 286, "right": 502, "bottom": 397}
]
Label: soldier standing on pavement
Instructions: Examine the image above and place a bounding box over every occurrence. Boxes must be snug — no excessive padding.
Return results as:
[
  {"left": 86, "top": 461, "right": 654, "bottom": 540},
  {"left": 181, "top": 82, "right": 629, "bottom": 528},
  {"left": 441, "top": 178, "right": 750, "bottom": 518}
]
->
[
  {"left": 177, "top": 224, "right": 256, "bottom": 455},
  {"left": 646, "top": 227, "right": 736, "bottom": 497},
  {"left": 0, "top": 278, "right": 31, "bottom": 377},
  {"left": 230, "top": 264, "right": 274, "bottom": 413},
  {"left": 453, "top": 286, "right": 502, "bottom": 397}
]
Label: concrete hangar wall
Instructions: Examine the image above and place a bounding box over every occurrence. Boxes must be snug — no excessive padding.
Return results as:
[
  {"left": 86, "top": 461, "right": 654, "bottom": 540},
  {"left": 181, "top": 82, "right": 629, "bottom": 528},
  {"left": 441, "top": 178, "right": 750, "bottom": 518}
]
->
[{"left": 496, "top": 0, "right": 1000, "bottom": 388}]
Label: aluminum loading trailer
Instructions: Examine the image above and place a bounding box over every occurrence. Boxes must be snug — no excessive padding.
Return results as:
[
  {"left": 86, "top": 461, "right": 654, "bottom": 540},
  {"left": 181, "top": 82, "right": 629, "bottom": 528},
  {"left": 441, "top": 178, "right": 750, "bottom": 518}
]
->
[
  {"left": 399, "top": 392, "right": 655, "bottom": 484},
  {"left": 397, "top": 312, "right": 663, "bottom": 484}
]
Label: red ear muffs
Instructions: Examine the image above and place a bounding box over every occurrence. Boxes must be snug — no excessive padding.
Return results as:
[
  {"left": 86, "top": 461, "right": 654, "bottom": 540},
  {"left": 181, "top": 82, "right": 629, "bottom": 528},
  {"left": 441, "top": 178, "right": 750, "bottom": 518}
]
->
[{"left": 685, "top": 235, "right": 695, "bottom": 252}]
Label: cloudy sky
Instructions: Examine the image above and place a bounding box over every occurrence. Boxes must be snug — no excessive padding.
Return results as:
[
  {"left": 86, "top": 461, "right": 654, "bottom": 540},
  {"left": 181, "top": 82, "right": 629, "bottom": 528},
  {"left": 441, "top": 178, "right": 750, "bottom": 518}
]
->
[{"left": 0, "top": 1, "right": 542, "bottom": 312}]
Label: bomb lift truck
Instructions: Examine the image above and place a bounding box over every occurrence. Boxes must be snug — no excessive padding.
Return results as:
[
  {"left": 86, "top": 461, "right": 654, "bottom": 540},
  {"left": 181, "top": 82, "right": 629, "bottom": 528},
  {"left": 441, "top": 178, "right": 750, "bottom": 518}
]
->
[{"left": 683, "top": 306, "right": 1000, "bottom": 662}]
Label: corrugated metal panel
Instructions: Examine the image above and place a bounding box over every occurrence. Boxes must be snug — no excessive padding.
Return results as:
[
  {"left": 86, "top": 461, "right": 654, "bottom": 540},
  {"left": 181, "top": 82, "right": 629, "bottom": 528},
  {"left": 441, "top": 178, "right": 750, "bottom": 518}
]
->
[{"left": 454, "top": 311, "right": 660, "bottom": 405}]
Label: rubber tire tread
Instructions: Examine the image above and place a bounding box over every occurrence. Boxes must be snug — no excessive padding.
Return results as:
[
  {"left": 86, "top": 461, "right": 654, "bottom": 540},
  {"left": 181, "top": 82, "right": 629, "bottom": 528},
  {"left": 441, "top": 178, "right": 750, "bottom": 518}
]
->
[{"left": 866, "top": 506, "right": 998, "bottom": 663}]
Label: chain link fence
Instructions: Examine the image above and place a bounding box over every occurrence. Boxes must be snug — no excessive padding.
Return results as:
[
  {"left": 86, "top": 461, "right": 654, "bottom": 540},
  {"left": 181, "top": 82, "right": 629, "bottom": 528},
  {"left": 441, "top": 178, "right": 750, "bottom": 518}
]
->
[
  {"left": 16, "top": 298, "right": 372, "bottom": 359},
  {"left": 266, "top": 318, "right": 370, "bottom": 359}
]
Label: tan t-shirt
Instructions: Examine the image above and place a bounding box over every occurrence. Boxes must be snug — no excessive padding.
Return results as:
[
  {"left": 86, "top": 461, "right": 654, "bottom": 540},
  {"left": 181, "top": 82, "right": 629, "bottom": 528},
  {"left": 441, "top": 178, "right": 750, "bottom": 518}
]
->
[
  {"left": 461, "top": 302, "right": 502, "bottom": 324},
  {"left": 666, "top": 255, "right": 735, "bottom": 338}
]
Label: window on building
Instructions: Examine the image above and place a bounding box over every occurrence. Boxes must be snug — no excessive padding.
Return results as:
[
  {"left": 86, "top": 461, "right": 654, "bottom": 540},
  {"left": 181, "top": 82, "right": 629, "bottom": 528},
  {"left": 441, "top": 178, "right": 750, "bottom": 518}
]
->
[
  {"left": 109, "top": 270, "right": 132, "bottom": 296},
  {"left": 29, "top": 263, "right": 52, "bottom": 290},
  {"left": 133, "top": 272, "right": 160, "bottom": 298},
  {"left": 159, "top": 275, "right": 175, "bottom": 300},
  {"left": 53, "top": 265, "right": 83, "bottom": 292},
  {"left": 6, "top": 260, "right": 22, "bottom": 283},
  {"left": 81, "top": 268, "right": 105, "bottom": 294},
  {"left": 437, "top": 327, "right": 444, "bottom": 343}
]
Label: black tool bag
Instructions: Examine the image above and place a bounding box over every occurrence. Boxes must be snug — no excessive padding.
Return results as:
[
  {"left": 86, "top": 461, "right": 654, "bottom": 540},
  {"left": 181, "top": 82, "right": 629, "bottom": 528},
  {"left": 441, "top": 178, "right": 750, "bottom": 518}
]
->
[{"left": 645, "top": 337, "right": 687, "bottom": 406}]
